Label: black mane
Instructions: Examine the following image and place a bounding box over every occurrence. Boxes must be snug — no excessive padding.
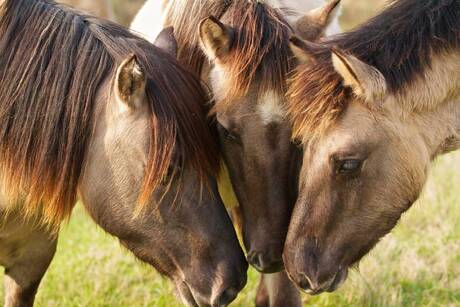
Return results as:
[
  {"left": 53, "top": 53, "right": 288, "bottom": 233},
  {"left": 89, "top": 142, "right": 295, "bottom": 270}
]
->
[
  {"left": 288, "top": 0, "right": 460, "bottom": 139},
  {"left": 331, "top": 0, "right": 460, "bottom": 91}
]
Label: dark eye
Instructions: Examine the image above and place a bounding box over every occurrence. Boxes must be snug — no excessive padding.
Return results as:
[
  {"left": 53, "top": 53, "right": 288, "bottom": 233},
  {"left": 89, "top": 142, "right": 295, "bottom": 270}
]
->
[
  {"left": 217, "top": 122, "right": 240, "bottom": 143},
  {"left": 293, "top": 138, "right": 303, "bottom": 149},
  {"left": 337, "top": 159, "right": 362, "bottom": 174}
]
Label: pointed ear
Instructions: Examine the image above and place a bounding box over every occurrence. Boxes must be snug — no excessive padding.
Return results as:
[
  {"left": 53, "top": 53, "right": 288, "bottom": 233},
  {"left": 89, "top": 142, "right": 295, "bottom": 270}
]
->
[
  {"left": 294, "top": 0, "right": 341, "bottom": 41},
  {"left": 289, "top": 36, "right": 321, "bottom": 65},
  {"left": 115, "top": 54, "right": 146, "bottom": 111},
  {"left": 331, "top": 49, "right": 387, "bottom": 102},
  {"left": 199, "top": 16, "right": 234, "bottom": 60},
  {"left": 154, "top": 26, "right": 178, "bottom": 58}
]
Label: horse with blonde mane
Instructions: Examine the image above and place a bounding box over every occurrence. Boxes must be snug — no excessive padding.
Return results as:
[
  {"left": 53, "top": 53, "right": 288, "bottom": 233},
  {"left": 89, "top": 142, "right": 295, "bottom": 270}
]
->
[
  {"left": 131, "top": 0, "right": 341, "bottom": 305},
  {"left": 285, "top": 0, "right": 460, "bottom": 295},
  {"left": 0, "top": 0, "right": 248, "bottom": 306}
]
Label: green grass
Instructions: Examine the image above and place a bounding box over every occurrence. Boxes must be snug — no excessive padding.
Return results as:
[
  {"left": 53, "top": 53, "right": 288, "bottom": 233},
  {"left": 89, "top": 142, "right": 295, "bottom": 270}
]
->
[
  {"left": 2, "top": 2, "right": 459, "bottom": 306},
  {"left": 1, "top": 153, "right": 459, "bottom": 306}
]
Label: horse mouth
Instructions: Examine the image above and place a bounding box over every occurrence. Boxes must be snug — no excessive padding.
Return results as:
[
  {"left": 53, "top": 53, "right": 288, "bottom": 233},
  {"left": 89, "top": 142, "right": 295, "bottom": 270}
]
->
[
  {"left": 325, "top": 268, "right": 348, "bottom": 293},
  {"left": 309, "top": 268, "right": 348, "bottom": 295},
  {"left": 177, "top": 280, "right": 234, "bottom": 307},
  {"left": 292, "top": 267, "right": 349, "bottom": 296}
]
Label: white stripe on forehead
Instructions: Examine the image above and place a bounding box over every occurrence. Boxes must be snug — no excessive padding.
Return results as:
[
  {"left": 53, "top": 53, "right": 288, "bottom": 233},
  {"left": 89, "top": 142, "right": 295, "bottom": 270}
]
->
[{"left": 258, "top": 91, "right": 286, "bottom": 124}]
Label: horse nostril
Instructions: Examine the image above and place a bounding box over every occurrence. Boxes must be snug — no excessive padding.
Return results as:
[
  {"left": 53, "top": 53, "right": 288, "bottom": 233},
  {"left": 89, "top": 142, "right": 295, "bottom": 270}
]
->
[
  {"left": 213, "top": 286, "right": 239, "bottom": 306},
  {"left": 297, "top": 273, "right": 321, "bottom": 294},
  {"left": 298, "top": 274, "right": 311, "bottom": 291},
  {"left": 247, "top": 251, "right": 261, "bottom": 269},
  {"left": 247, "top": 250, "right": 283, "bottom": 273}
]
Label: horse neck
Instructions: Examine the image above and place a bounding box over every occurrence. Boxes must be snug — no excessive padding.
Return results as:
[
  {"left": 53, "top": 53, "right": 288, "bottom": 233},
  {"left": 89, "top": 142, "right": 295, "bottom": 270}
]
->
[
  {"left": 412, "top": 100, "right": 460, "bottom": 159},
  {"left": 390, "top": 52, "right": 460, "bottom": 159}
]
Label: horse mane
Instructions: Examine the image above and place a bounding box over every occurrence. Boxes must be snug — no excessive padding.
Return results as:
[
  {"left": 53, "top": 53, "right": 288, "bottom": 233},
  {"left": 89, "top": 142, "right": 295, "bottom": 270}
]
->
[
  {"left": 0, "top": 0, "right": 219, "bottom": 227},
  {"left": 288, "top": 0, "right": 460, "bottom": 140},
  {"left": 165, "top": 0, "right": 293, "bottom": 111},
  {"left": 163, "top": 0, "right": 227, "bottom": 73}
]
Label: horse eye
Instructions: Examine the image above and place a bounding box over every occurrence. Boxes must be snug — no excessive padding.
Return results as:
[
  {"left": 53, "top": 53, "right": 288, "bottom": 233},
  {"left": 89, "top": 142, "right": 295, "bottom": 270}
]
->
[
  {"left": 217, "top": 122, "right": 240, "bottom": 143},
  {"left": 293, "top": 138, "right": 303, "bottom": 149},
  {"left": 338, "top": 159, "right": 362, "bottom": 174}
]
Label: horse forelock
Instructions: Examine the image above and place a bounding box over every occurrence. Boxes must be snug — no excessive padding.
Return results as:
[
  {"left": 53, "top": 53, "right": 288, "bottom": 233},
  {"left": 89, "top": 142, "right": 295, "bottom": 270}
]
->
[
  {"left": 288, "top": 0, "right": 460, "bottom": 141},
  {"left": 0, "top": 0, "right": 219, "bottom": 228},
  {"left": 213, "top": 0, "right": 293, "bottom": 112},
  {"left": 164, "top": 0, "right": 293, "bottom": 113}
]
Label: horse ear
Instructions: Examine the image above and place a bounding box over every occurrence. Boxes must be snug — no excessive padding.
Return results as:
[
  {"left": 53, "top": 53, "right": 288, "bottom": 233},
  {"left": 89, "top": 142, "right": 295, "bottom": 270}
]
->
[
  {"left": 331, "top": 49, "right": 387, "bottom": 102},
  {"left": 199, "top": 16, "right": 234, "bottom": 60},
  {"left": 294, "top": 0, "right": 341, "bottom": 41},
  {"left": 115, "top": 54, "right": 146, "bottom": 112},
  {"left": 289, "top": 36, "right": 320, "bottom": 65},
  {"left": 153, "top": 26, "right": 178, "bottom": 58}
]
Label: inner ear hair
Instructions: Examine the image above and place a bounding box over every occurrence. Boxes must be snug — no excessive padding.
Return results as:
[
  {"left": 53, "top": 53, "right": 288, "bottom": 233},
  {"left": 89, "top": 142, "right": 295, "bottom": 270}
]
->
[
  {"left": 331, "top": 48, "right": 387, "bottom": 102},
  {"left": 116, "top": 54, "right": 146, "bottom": 109},
  {"left": 199, "top": 16, "right": 234, "bottom": 60},
  {"left": 331, "top": 49, "right": 361, "bottom": 90}
]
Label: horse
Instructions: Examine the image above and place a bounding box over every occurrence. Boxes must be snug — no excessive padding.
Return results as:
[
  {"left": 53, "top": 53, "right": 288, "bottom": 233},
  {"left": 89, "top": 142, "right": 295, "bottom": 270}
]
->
[
  {"left": 131, "top": 0, "right": 341, "bottom": 305},
  {"left": 284, "top": 0, "right": 460, "bottom": 295},
  {"left": 131, "top": 0, "right": 343, "bottom": 44},
  {"left": 0, "top": 1, "right": 248, "bottom": 306}
]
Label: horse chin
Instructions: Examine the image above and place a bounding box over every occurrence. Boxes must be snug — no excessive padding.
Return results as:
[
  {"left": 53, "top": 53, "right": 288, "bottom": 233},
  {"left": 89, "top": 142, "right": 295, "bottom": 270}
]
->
[{"left": 326, "top": 268, "right": 348, "bottom": 293}]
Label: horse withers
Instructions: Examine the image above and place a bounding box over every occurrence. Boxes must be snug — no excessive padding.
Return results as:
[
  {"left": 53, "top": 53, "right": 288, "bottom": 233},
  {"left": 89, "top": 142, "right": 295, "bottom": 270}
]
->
[
  {"left": 285, "top": 0, "right": 460, "bottom": 294},
  {"left": 0, "top": 0, "right": 247, "bottom": 306}
]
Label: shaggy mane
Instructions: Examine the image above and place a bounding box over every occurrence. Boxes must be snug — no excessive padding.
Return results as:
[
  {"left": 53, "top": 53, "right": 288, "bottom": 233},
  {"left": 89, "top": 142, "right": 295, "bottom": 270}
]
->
[
  {"left": 0, "top": 0, "right": 219, "bottom": 227},
  {"left": 165, "top": 0, "right": 293, "bottom": 111},
  {"left": 289, "top": 0, "right": 460, "bottom": 140},
  {"left": 214, "top": 0, "right": 293, "bottom": 110}
]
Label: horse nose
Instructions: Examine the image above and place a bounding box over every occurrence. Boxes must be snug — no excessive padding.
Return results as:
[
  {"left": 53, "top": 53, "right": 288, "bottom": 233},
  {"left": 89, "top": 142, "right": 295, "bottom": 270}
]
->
[
  {"left": 291, "top": 269, "right": 341, "bottom": 295},
  {"left": 211, "top": 272, "right": 247, "bottom": 307},
  {"left": 212, "top": 286, "right": 239, "bottom": 306},
  {"left": 296, "top": 273, "right": 322, "bottom": 294},
  {"left": 247, "top": 250, "right": 284, "bottom": 273}
]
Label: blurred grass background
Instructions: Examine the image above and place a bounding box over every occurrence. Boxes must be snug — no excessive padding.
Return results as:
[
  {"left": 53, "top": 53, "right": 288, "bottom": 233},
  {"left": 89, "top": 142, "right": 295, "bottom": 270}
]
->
[{"left": 1, "top": 0, "right": 459, "bottom": 306}]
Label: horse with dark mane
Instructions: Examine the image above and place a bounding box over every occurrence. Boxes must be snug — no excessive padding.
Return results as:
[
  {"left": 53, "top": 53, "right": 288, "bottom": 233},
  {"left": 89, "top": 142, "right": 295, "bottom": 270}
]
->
[
  {"left": 131, "top": 1, "right": 340, "bottom": 305},
  {"left": 0, "top": 0, "right": 247, "bottom": 306},
  {"left": 285, "top": 0, "right": 460, "bottom": 295}
]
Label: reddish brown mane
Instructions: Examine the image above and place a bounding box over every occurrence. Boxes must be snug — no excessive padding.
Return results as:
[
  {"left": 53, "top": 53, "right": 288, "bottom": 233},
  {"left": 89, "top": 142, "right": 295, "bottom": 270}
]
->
[
  {"left": 288, "top": 46, "right": 351, "bottom": 139},
  {"left": 165, "top": 0, "right": 293, "bottom": 111},
  {"left": 214, "top": 0, "right": 293, "bottom": 110},
  {"left": 289, "top": 0, "right": 460, "bottom": 140},
  {"left": 0, "top": 0, "right": 219, "bottom": 227}
]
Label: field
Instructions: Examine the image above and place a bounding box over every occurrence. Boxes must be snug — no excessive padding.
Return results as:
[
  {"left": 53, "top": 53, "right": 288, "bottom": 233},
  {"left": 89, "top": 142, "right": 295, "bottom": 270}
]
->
[
  {"left": 1, "top": 1, "right": 459, "bottom": 306},
  {"left": 1, "top": 152, "right": 459, "bottom": 306}
]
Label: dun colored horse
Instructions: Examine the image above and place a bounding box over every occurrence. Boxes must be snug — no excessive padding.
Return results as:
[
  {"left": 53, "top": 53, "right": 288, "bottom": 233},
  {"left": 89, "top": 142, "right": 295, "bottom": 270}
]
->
[
  {"left": 132, "top": 0, "right": 341, "bottom": 305},
  {"left": 0, "top": 0, "right": 247, "bottom": 306},
  {"left": 285, "top": 0, "right": 460, "bottom": 295}
]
